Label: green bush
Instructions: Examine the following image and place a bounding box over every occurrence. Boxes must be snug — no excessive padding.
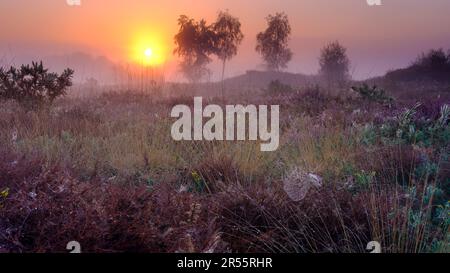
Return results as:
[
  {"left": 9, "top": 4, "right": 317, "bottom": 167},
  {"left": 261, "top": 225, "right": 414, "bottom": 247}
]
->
[
  {"left": 351, "top": 83, "right": 393, "bottom": 104},
  {"left": 0, "top": 61, "right": 74, "bottom": 110}
]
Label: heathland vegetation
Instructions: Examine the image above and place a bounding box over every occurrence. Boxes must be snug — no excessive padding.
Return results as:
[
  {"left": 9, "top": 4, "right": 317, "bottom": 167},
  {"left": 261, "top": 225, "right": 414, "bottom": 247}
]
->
[{"left": 0, "top": 11, "right": 448, "bottom": 253}]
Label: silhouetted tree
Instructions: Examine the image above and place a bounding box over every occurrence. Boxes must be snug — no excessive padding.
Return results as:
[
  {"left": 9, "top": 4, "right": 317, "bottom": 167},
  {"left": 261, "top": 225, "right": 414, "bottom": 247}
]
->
[
  {"left": 174, "top": 15, "right": 216, "bottom": 83},
  {"left": 319, "top": 41, "right": 350, "bottom": 87},
  {"left": 0, "top": 61, "right": 73, "bottom": 110},
  {"left": 213, "top": 10, "right": 244, "bottom": 97},
  {"left": 256, "top": 12, "right": 292, "bottom": 71}
]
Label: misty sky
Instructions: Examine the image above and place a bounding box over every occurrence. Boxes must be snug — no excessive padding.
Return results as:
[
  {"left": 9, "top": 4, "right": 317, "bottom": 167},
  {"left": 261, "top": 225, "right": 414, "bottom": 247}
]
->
[{"left": 1, "top": 0, "right": 450, "bottom": 82}]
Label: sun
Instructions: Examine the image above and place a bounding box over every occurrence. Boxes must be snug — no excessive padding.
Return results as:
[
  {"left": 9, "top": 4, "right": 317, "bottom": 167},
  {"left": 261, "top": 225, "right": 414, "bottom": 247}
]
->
[
  {"left": 144, "top": 48, "right": 153, "bottom": 58},
  {"left": 130, "top": 31, "right": 167, "bottom": 66}
]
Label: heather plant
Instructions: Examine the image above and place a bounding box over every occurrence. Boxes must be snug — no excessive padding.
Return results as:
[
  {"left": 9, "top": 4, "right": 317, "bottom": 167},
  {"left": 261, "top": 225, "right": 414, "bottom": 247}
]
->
[
  {"left": 358, "top": 102, "right": 448, "bottom": 188},
  {"left": 0, "top": 61, "right": 74, "bottom": 110},
  {"left": 359, "top": 102, "right": 450, "bottom": 148},
  {"left": 354, "top": 102, "right": 449, "bottom": 252},
  {"left": 380, "top": 103, "right": 450, "bottom": 147}
]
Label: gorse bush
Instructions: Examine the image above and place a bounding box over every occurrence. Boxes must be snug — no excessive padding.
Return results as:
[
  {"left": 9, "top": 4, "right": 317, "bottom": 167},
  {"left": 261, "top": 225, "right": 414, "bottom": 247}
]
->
[
  {"left": 351, "top": 83, "right": 393, "bottom": 104},
  {"left": 0, "top": 61, "right": 74, "bottom": 110}
]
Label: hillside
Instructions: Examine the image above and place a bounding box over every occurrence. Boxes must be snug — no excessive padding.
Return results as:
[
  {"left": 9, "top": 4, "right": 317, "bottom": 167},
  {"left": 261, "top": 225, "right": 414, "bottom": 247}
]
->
[{"left": 223, "top": 70, "right": 319, "bottom": 90}]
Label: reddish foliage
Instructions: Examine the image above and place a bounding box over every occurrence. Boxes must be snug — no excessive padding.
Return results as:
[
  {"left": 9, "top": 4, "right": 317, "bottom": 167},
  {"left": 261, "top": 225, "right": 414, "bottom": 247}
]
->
[{"left": 0, "top": 151, "right": 226, "bottom": 253}]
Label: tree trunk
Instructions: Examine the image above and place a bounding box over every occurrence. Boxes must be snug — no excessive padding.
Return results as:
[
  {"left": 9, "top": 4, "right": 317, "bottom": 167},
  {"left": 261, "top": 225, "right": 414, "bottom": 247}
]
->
[{"left": 221, "top": 59, "right": 226, "bottom": 102}]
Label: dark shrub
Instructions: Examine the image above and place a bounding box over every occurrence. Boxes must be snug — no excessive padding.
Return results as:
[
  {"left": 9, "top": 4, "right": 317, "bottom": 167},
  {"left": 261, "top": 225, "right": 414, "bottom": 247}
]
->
[
  {"left": 0, "top": 61, "right": 73, "bottom": 110},
  {"left": 351, "top": 83, "right": 393, "bottom": 104},
  {"left": 265, "top": 80, "right": 294, "bottom": 94},
  {"left": 385, "top": 48, "right": 450, "bottom": 84}
]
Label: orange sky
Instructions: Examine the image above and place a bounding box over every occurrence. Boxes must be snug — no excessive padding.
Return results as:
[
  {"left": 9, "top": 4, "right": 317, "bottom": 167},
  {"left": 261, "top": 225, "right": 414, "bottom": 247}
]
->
[{"left": 1, "top": 0, "right": 450, "bottom": 81}]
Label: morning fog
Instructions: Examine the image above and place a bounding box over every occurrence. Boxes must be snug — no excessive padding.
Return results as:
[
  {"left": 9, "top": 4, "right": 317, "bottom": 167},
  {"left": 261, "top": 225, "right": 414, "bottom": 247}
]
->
[{"left": 170, "top": 97, "right": 279, "bottom": 151}]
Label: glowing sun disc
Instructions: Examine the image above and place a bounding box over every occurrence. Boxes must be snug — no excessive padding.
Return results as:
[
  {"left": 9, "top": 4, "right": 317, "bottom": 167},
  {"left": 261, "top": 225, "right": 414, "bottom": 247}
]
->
[{"left": 144, "top": 48, "right": 153, "bottom": 57}]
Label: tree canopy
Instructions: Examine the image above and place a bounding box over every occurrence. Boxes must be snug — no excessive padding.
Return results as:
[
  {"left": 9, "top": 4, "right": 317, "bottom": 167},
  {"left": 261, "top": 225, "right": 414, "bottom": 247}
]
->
[
  {"left": 319, "top": 41, "right": 350, "bottom": 87},
  {"left": 256, "top": 12, "right": 293, "bottom": 71}
]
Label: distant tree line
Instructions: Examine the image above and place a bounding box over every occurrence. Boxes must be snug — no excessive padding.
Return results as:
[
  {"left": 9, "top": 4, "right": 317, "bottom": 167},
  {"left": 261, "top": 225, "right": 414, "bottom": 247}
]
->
[
  {"left": 2, "top": 11, "right": 448, "bottom": 111},
  {"left": 174, "top": 11, "right": 352, "bottom": 88},
  {"left": 386, "top": 48, "right": 450, "bottom": 83}
]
